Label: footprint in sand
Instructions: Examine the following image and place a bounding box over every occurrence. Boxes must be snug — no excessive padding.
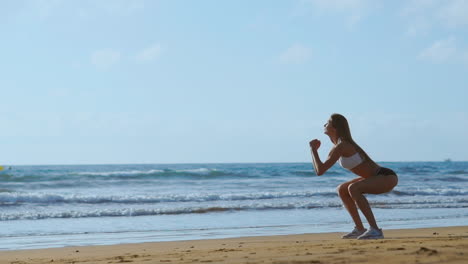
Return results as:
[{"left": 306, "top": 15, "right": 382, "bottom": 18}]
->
[
  {"left": 387, "top": 247, "right": 406, "bottom": 251},
  {"left": 416, "top": 247, "right": 438, "bottom": 256}
]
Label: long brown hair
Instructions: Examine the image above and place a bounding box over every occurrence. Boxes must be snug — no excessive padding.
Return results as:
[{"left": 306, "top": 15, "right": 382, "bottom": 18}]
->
[{"left": 330, "top": 113, "right": 374, "bottom": 162}]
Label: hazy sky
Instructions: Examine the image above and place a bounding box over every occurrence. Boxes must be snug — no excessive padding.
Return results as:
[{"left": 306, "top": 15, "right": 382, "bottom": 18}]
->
[{"left": 1, "top": 0, "right": 467, "bottom": 165}]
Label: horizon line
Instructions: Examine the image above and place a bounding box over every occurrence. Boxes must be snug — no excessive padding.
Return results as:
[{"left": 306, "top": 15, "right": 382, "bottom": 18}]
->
[{"left": 2, "top": 160, "right": 465, "bottom": 167}]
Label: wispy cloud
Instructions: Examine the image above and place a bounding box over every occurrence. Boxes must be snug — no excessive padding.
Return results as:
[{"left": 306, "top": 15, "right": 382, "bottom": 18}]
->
[
  {"left": 418, "top": 37, "right": 458, "bottom": 63},
  {"left": 401, "top": 1, "right": 468, "bottom": 65},
  {"left": 301, "top": 0, "right": 379, "bottom": 28},
  {"left": 91, "top": 49, "right": 121, "bottom": 69},
  {"left": 80, "top": 0, "right": 146, "bottom": 18},
  {"left": 28, "top": 0, "right": 64, "bottom": 19},
  {"left": 437, "top": 0, "right": 468, "bottom": 27},
  {"left": 401, "top": 0, "right": 468, "bottom": 36},
  {"left": 306, "top": 0, "right": 371, "bottom": 12},
  {"left": 22, "top": 0, "right": 146, "bottom": 20},
  {"left": 134, "top": 44, "right": 162, "bottom": 63},
  {"left": 279, "top": 44, "right": 312, "bottom": 64}
]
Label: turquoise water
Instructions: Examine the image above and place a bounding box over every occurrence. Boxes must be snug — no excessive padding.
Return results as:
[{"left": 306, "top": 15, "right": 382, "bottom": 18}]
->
[{"left": 0, "top": 162, "right": 467, "bottom": 250}]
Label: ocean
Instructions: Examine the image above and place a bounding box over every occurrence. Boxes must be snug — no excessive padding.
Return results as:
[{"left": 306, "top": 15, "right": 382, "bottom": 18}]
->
[{"left": 0, "top": 162, "right": 467, "bottom": 250}]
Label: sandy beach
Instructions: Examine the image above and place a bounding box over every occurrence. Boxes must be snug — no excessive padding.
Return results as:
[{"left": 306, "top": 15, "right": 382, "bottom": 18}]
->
[{"left": 1, "top": 226, "right": 467, "bottom": 264}]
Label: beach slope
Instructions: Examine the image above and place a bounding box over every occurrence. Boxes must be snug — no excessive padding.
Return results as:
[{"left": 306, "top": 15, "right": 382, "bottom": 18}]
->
[{"left": 1, "top": 226, "right": 467, "bottom": 264}]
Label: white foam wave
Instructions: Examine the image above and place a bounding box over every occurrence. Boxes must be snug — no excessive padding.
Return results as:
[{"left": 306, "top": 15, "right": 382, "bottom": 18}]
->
[
  {"left": 2, "top": 187, "right": 468, "bottom": 206},
  {"left": 0, "top": 202, "right": 340, "bottom": 221},
  {"left": 174, "top": 168, "right": 218, "bottom": 174},
  {"left": 1, "top": 199, "right": 467, "bottom": 221},
  {"left": 71, "top": 168, "right": 224, "bottom": 178},
  {"left": 75, "top": 169, "right": 165, "bottom": 176},
  {"left": 0, "top": 191, "right": 336, "bottom": 205}
]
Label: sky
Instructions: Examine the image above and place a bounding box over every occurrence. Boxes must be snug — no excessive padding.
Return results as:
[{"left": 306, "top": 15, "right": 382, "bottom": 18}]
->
[{"left": 0, "top": 0, "right": 467, "bottom": 165}]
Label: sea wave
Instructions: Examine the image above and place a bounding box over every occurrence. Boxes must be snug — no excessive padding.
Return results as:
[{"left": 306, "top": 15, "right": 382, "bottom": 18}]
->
[
  {"left": 390, "top": 189, "right": 468, "bottom": 196},
  {"left": 0, "top": 168, "right": 248, "bottom": 182},
  {"left": 292, "top": 169, "right": 344, "bottom": 176},
  {"left": 433, "top": 176, "right": 468, "bottom": 182},
  {"left": 447, "top": 170, "right": 468, "bottom": 175},
  {"left": 1, "top": 188, "right": 467, "bottom": 206},
  {"left": 1, "top": 200, "right": 467, "bottom": 221},
  {"left": 74, "top": 168, "right": 233, "bottom": 177},
  {"left": 3, "top": 164, "right": 467, "bottom": 184},
  {"left": 0, "top": 191, "right": 338, "bottom": 205},
  {"left": 72, "top": 168, "right": 239, "bottom": 179},
  {"left": 75, "top": 169, "right": 166, "bottom": 176},
  {"left": 397, "top": 166, "right": 437, "bottom": 174},
  {"left": 0, "top": 207, "right": 282, "bottom": 220}
]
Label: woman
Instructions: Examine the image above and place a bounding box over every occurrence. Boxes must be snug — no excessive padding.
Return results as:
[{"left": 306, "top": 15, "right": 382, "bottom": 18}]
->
[{"left": 309, "top": 113, "right": 398, "bottom": 239}]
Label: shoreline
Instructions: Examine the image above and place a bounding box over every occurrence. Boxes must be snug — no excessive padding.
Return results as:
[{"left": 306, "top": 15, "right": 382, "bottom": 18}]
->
[{"left": 1, "top": 226, "right": 467, "bottom": 264}]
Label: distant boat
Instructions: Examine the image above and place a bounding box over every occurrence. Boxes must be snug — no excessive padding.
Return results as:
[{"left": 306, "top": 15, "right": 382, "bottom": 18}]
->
[{"left": 444, "top": 158, "right": 452, "bottom": 162}]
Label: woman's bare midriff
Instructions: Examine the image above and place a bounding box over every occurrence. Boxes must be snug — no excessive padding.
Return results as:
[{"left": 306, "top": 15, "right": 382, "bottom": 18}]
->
[{"left": 350, "top": 161, "right": 381, "bottom": 178}]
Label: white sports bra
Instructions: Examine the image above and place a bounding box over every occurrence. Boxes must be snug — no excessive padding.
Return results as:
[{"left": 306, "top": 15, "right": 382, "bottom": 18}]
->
[{"left": 339, "top": 152, "right": 364, "bottom": 169}]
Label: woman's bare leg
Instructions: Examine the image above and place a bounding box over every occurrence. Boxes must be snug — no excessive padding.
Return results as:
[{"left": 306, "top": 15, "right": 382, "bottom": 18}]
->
[
  {"left": 348, "top": 175, "right": 398, "bottom": 229},
  {"left": 337, "top": 177, "right": 365, "bottom": 230}
]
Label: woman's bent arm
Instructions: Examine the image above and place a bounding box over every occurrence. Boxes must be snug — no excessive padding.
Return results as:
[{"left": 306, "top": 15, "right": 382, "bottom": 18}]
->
[
  {"left": 310, "top": 143, "right": 342, "bottom": 176},
  {"left": 311, "top": 148, "right": 323, "bottom": 175}
]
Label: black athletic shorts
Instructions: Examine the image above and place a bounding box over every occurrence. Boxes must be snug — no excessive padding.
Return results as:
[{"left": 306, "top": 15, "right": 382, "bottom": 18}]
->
[{"left": 376, "top": 167, "right": 396, "bottom": 176}]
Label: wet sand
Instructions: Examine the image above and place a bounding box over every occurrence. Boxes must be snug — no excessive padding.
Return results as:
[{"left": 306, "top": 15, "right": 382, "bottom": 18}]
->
[{"left": 1, "top": 226, "right": 467, "bottom": 264}]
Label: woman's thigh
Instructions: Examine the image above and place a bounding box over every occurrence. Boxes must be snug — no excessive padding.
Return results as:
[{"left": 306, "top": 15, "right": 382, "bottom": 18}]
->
[
  {"left": 350, "top": 175, "right": 398, "bottom": 195},
  {"left": 346, "top": 177, "right": 365, "bottom": 185},
  {"left": 338, "top": 177, "right": 365, "bottom": 191}
]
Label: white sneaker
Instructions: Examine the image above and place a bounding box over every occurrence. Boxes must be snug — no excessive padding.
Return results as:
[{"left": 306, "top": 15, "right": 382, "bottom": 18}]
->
[
  {"left": 357, "top": 227, "right": 384, "bottom": 240},
  {"left": 342, "top": 227, "right": 367, "bottom": 239}
]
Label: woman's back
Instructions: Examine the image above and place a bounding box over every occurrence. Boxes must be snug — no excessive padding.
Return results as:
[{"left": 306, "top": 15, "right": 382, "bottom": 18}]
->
[{"left": 340, "top": 141, "right": 380, "bottom": 178}]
